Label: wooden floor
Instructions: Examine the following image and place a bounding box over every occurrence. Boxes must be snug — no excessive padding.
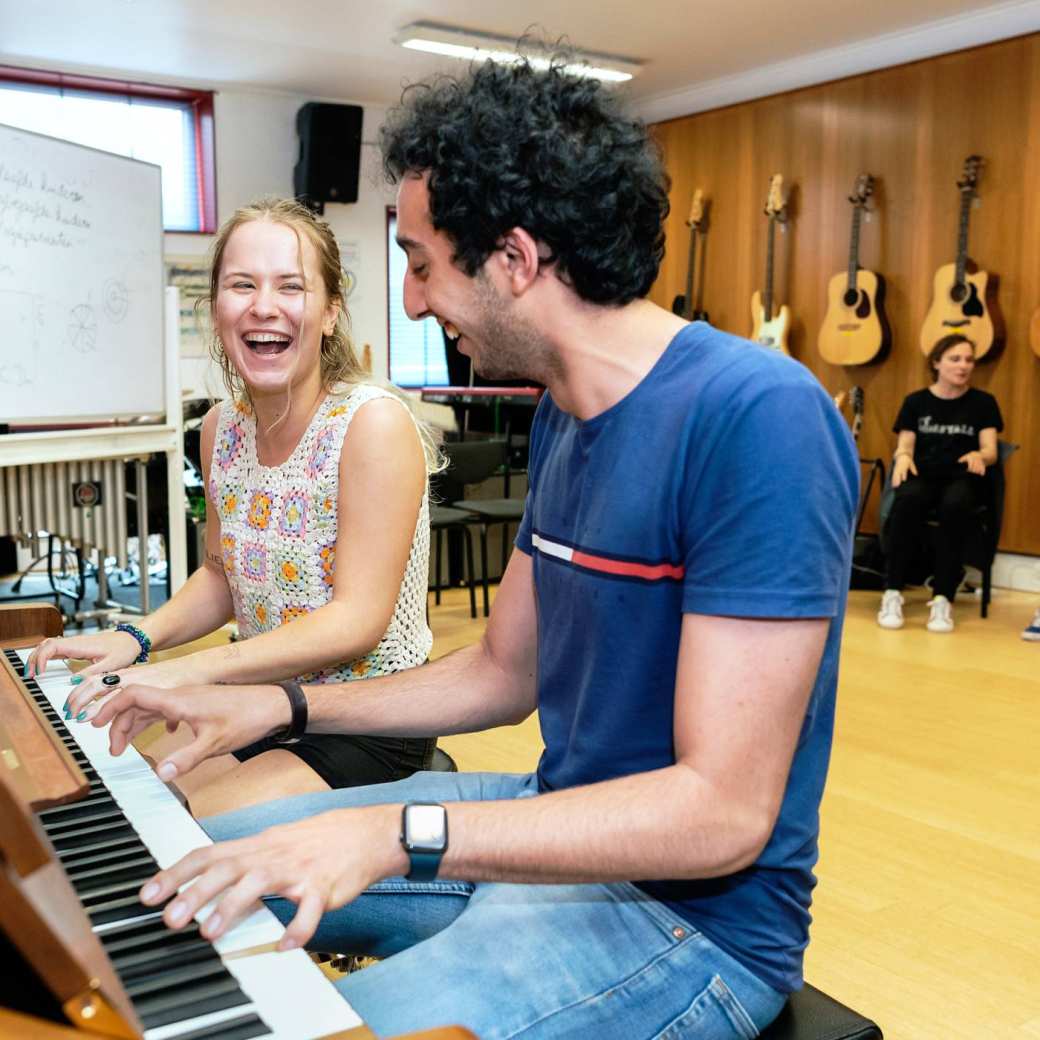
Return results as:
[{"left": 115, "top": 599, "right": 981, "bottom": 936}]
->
[{"left": 428, "top": 584, "right": 1040, "bottom": 1039}]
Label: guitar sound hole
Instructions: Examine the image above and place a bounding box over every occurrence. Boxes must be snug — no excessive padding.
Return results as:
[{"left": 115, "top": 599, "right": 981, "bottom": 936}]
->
[
  {"left": 950, "top": 282, "right": 968, "bottom": 304},
  {"left": 842, "top": 289, "right": 858, "bottom": 308}
]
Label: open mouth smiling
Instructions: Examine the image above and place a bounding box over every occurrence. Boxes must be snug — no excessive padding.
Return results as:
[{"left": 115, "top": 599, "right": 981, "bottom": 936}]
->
[{"left": 243, "top": 332, "right": 292, "bottom": 356}]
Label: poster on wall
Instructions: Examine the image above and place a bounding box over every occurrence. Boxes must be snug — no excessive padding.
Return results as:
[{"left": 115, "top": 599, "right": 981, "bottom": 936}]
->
[{"left": 165, "top": 256, "right": 211, "bottom": 357}]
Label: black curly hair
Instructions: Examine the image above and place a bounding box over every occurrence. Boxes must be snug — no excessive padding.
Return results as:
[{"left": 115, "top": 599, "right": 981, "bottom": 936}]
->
[{"left": 380, "top": 57, "right": 670, "bottom": 306}]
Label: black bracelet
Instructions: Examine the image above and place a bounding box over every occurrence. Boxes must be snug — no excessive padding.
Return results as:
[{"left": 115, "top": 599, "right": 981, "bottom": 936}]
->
[
  {"left": 272, "top": 681, "right": 308, "bottom": 745},
  {"left": 115, "top": 622, "right": 151, "bottom": 663}
]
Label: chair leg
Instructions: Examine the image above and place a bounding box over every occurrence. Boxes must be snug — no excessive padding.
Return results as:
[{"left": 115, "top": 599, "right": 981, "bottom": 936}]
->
[
  {"left": 982, "top": 562, "right": 991, "bottom": 618},
  {"left": 479, "top": 523, "right": 490, "bottom": 618},
  {"left": 462, "top": 526, "right": 477, "bottom": 619},
  {"left": 434, "top": 528, "right": 443, "bottom": 606}
]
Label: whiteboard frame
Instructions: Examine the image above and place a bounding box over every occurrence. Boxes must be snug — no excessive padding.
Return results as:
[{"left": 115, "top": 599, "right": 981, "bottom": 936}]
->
[{"left": 0, "top": 121, "right": 167, "bottom": 424}]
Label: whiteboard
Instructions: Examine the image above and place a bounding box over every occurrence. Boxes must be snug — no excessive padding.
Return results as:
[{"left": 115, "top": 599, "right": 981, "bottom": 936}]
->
[{"left": 0, "top": 123, "right": 165, "bottom": 422}]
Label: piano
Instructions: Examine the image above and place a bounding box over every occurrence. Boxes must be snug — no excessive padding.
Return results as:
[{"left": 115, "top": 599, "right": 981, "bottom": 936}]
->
[{"left": 0, "top": 604, "right": 366, "bottom": 1040}]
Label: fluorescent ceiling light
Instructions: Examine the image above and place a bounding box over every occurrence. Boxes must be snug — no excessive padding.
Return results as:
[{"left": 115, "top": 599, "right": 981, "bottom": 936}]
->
[{"left": 393, "top": 23, "right": 643, "bottom": 83}]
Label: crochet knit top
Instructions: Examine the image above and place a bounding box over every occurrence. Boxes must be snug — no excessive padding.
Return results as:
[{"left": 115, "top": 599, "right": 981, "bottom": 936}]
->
[{"left": 208, "top": 384, "right": 432, "bottom": 683}]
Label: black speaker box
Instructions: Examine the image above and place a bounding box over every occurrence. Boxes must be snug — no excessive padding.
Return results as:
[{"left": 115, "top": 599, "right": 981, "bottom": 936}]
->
[{"left": 294, "top": 102, "right": 363, "bottom": 211}]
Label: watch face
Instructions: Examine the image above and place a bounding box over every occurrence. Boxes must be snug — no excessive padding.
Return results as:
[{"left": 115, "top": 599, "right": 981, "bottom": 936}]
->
[{"left": 406, "top": 804, "right": 446, "bottom": 849}]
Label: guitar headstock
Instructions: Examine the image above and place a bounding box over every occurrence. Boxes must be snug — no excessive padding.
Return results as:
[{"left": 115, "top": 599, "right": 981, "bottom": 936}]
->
[
  {"left": 687, "top": 188, "right": 706, "bottom": 229},
  {"left": 849, "top": 173, "right": 874, "bottom": 208},
  {"left": 764, "top": 174, "right": 787, "bottom": 222},
  {"left": 957, "top": 155, "right": 983, "bottom": 197}
]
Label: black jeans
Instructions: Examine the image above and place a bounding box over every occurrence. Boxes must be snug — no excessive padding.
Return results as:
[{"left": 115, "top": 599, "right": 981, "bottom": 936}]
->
[{"left": 885, "top": 473, "right": 982, "bottom": 600}]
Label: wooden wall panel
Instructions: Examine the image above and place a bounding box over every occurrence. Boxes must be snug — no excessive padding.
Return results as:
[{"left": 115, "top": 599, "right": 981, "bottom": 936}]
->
[{"left": 650, "top": 33, "right": 1040, "bottom": 555}]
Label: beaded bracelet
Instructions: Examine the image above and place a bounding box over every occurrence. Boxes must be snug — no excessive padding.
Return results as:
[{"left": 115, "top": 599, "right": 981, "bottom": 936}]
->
[{"left": 115, "top": 622, "right": 152, "bottom": 664}]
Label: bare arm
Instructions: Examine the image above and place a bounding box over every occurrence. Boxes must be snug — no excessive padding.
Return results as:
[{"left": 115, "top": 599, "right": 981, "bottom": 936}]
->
[
  {"left": 891, "top": 430, "right": 917, "bottom": 488},
  {"left": 128, "top": 609, "right": 827, "bottom": 947},
  {"left": 177, "top": 397, "right": 428, "bottom": 683},
  {"left": 92, "top": 541, "right": 540, "bottom": 766},
  {"left": 69, "top": 398, "right": 428, "bottom": 715},
  {"left": 31, "top": 407, "right": 234, "bottom": 679},
  {"left": 959, "top": 426, "right": 998, "bottom": 475}
]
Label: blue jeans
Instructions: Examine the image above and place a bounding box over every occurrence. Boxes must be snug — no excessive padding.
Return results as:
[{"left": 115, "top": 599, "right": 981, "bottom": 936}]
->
[{"left": 204, "top": 772, "right": 786, "bottom": 1039}]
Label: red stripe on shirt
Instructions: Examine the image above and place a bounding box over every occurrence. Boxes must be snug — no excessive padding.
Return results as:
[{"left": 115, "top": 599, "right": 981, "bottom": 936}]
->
[{"left": 569, "top": 550, "right": 685, "bottom": 581}]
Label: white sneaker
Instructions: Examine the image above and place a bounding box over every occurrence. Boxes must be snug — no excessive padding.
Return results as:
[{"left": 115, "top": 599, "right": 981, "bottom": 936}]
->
[
  {"left": 926, "top": 595, "right": 954, "bottom": 633},
  {"left": 877, "top": 590, "right": 904, "bottom": 629},
  {"left": 1022, "top": 610, "right": 1040, "bottom": 642}
]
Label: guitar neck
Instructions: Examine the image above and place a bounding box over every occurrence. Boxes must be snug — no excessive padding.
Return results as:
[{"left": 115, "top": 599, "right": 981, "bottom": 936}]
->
[
  {"left": 683, "top": 226, "right": 697, "bottom": 317},
  {"left": 847, "top": 206, "right": 862, "bottom": 292},
  {"left": 954, "top": 191, "right": 973, "bottom": 287},
  {"left": 764, "top": 218, "right": 776, "bottom": 318}
]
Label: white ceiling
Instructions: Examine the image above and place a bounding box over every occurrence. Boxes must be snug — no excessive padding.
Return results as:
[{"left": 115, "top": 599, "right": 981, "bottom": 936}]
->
[{"left": 1, "top": 0, "right": 1038, "bottom": 120}]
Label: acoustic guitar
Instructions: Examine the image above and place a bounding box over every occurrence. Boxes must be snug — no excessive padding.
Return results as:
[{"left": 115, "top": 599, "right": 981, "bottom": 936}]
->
[
  {"left": 671, "top": 188, "right": 710, "bottom": 322},
  {"left": 750, "top": 174, "right": 790, "bottom": 354},
  {"left": 818, "top": 174, "right": 890, "bottom": 365},
  {"left": 919, "top": 155, "right": 1002, "bottom": 358},
  {"left": 1029, "top": 307, "right": 1040, "bottom": 359}
]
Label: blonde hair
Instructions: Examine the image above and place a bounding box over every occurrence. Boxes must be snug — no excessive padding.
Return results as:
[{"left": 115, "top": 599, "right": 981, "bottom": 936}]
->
[{"left": 201, "top": 197, "right": 443, "bottom": 473}]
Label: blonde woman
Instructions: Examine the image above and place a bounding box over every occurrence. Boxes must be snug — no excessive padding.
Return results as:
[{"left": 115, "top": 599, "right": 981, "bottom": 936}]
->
[{"left": 30, "top": 198, "right": 441, "bottom": 816}]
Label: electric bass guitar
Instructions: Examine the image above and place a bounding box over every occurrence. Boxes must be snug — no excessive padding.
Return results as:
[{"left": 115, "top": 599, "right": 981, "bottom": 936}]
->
[
  {"left": 672, "top": 188, "right": 710, "bottom": 322},
  {"left": 919, "top": 155, "right": 1002, "bottom": 358},
  {"left": 818, "top": 174, "right": 890, "bottom": 365},
  {"left": 750, "top": 174, "right": 791, "bottom": 354}
]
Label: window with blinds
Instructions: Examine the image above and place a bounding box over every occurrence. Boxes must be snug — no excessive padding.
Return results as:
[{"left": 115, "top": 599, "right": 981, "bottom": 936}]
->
[
  {"left": 0, "top": 66, "right": 216, "bottom": 233},
  {"left": 386, "top": 208, "right": 449, "bottom": 387}
]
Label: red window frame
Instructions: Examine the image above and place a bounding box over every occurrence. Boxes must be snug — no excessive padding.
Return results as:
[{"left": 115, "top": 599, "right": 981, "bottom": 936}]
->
[{"left": 0, "top": 64, "right": 217, "bottom": 233}]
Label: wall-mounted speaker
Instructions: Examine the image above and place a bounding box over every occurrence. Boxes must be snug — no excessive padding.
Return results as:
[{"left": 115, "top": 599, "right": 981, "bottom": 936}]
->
[{"left": 293, "top": 102, "right": 363, "bottom": 213}]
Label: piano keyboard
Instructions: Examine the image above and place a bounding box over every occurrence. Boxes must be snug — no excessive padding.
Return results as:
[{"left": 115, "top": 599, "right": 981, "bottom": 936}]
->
[{"left": 7, "top": 648, "right": 361, "bottom": 1040}]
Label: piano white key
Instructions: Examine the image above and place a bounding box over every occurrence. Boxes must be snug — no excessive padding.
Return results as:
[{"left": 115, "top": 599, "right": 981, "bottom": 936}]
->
[{"left": 17, "top": 650, "right": 362, "bottom": 1039}]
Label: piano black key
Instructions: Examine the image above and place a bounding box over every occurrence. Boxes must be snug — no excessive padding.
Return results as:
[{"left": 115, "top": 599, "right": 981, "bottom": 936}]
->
[
  {"left": 38, "top": 791, "right": 118, "bottom": 821},
  {"left": 134, "top": 972, "right": 251, "bottom": 1030},
  {"left": 44, "top": 812, "right": 134, "bottom": 842},
  {"left": 49, "top": 820, "right": 139, "bottom": 853},
  {"left": 125, "top": 957, "right": 230, "bottom": 998},
  {"left": 171, "top": 1012, "right": 271, "bottom": 1040},
  {"left": 101, "top": 917, "right": 206, "bottom": 955},
  {"left": 41, "top": 805, "right": 127, "bottom": 835},
  {"left": 112, "top": 944, "right": 219, "bottom": 981},
  {"left": 87, "top": 890, "right": 163, "bottom": 927},
  {"left": 67, "top": 858, "right": 158, "bottom": 897},
  {"left": 57, "top": 834, "right": 144, "bottom": 868}
]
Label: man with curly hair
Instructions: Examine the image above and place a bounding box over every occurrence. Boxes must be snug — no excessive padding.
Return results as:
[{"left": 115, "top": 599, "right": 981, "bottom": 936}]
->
[{"left": 95, "top": 57, "right": 859, "bottom": 1038}]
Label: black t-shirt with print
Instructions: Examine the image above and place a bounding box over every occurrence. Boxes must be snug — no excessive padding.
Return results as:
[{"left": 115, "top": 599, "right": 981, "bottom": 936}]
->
[{"left": 893, "top": 387, "right": 1003, "bottom": 479}]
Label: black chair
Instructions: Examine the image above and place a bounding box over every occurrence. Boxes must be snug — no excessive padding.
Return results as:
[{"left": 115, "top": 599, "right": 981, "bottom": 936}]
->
[
  {"left": 878, "top": 441, "right": 1016, "bottom": 618},
  {"left": 430, "top": 503, "right": 479, "bottom": 619},
  {"left": 444, "top": 440, "right": 526, "bottom": 616},
  {"left": 434, "top": 439, "right": 517, "bottom": 617},
  {"left": 760, "top": 983, "right": 882, "bottom": 1039}
]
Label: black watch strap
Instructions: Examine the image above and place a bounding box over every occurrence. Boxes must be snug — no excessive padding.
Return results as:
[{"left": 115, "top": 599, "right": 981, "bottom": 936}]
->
[{"left": 273, "top": 680, "right": 307, "bottom": 744}]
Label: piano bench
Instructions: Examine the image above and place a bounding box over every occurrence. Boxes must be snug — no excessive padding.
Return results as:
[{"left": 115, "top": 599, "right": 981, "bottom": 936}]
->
[
  {"left": 760, "top": 983, "right": 882, "bottom": 1039},
  {"left": 429, "top": 747, "right": 458, "bottom": 773}
]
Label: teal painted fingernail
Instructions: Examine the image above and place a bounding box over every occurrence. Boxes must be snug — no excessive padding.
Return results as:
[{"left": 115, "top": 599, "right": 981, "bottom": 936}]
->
[
  {"left": 64, "top": 709, "right": 72, "bottom": 721},
  {"left": 22, "top": 662, "right": 29, "bottom": 678},
  {"left": 69, "top": 675, "right": 83, "bottom": 685},
  {"left": 76, "top": 710, "right": 87, "bottom": 722}
]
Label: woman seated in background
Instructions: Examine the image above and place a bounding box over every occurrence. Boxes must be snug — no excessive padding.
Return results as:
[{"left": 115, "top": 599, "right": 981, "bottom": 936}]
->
[
  {"left": 877, "top": 333, "right": 1003, "bottom": 633},
  {"left": 29, "top": 197, "right": 442, "bottom": 816}
]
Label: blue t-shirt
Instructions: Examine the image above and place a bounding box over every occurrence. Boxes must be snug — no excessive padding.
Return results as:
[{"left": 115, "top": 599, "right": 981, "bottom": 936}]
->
[{"left": 515, "top": 322, "right": 858, "bottom": 995}]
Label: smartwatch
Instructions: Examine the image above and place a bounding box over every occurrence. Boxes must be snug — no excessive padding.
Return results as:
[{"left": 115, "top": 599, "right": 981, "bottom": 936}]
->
[{"left": 400, "top": 802, "right": 448, "bottom": 881}]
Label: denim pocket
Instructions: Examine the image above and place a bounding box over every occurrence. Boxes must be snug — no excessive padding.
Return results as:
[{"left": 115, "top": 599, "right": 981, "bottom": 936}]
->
[{"left": 656, "top": 974, "right": 759, "bottom": 1040}]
